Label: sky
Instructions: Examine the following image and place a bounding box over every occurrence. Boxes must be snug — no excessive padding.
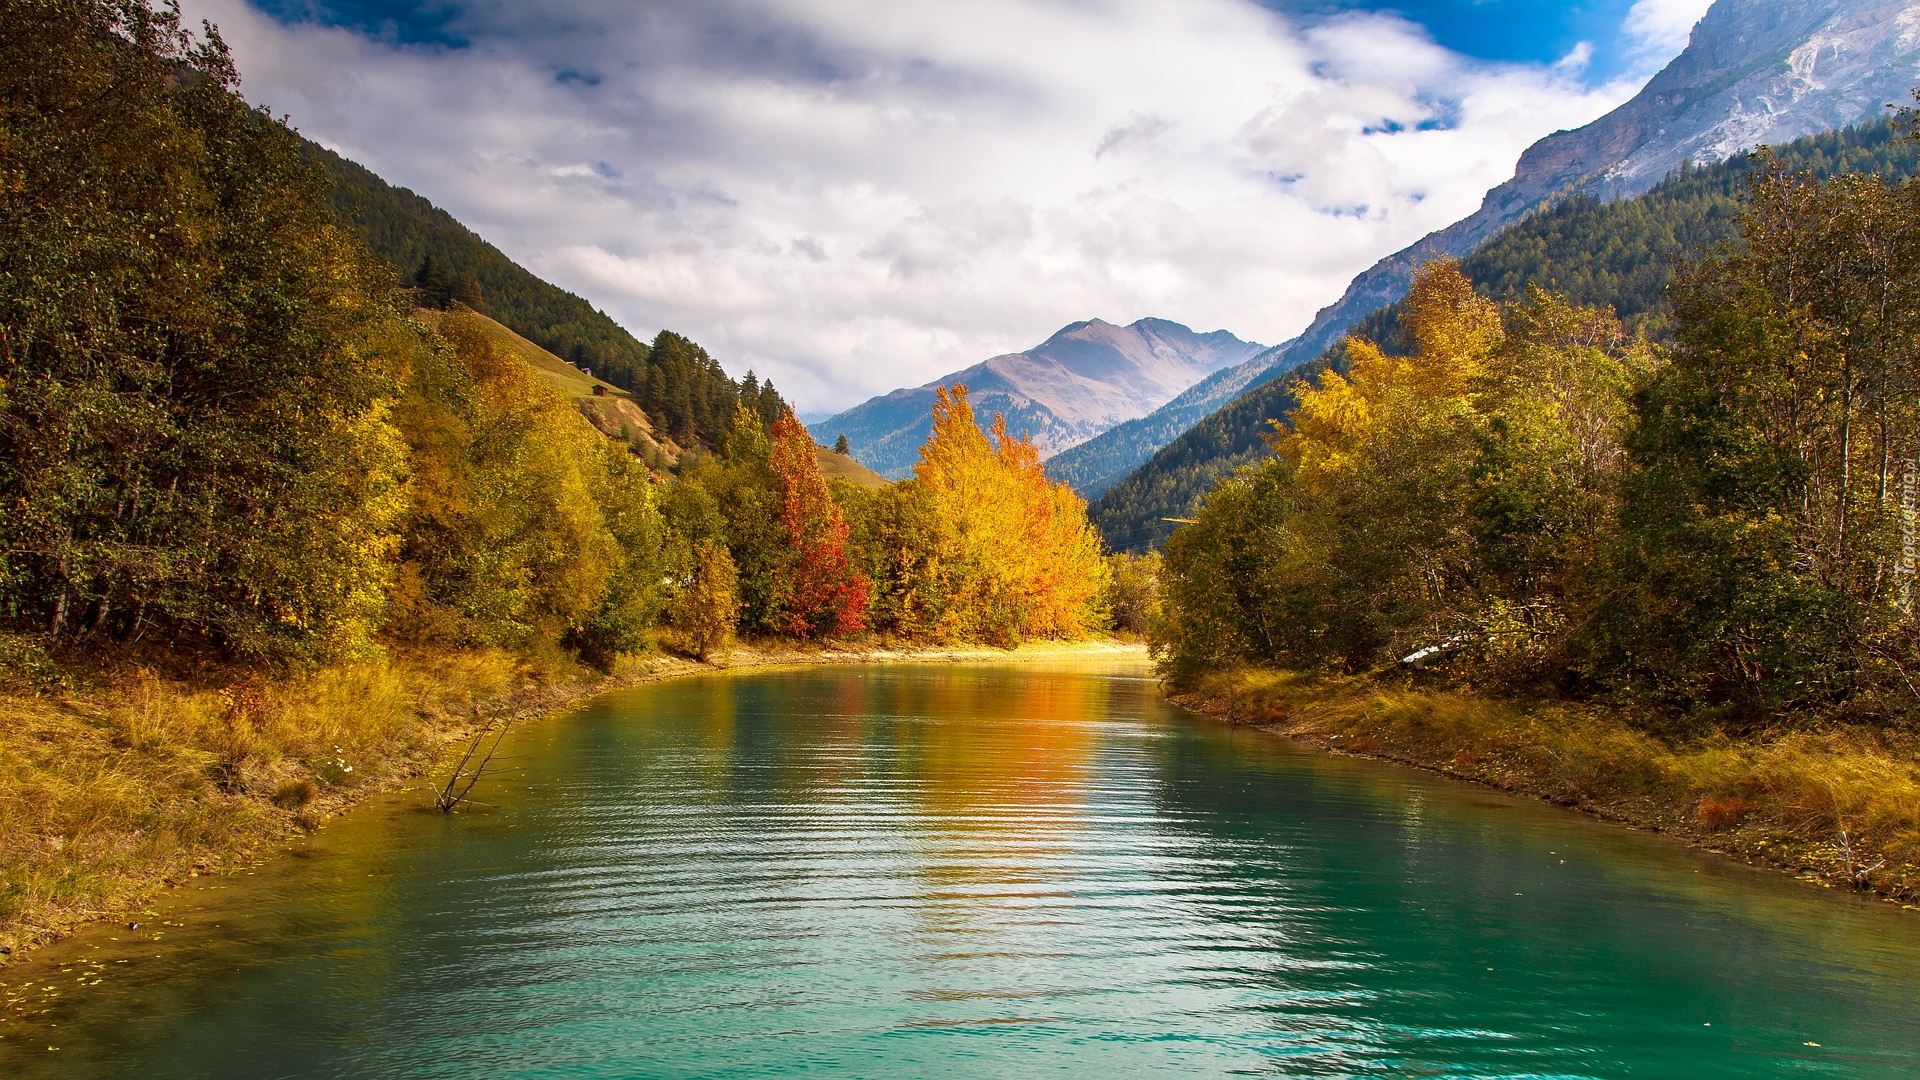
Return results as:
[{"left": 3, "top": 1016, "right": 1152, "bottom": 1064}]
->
[{"left": 181, "top": 0, "right": 1717, "bottom": 412}]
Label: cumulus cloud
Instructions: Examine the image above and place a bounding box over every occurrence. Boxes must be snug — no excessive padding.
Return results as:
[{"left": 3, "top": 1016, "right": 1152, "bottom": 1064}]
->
[{"left": 182, "top": 0, "right": 1670, "bottom": 410}]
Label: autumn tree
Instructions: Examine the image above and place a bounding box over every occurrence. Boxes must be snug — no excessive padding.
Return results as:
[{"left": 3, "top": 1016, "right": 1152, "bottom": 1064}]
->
[
  {"left": 386, "top": 310, "right": 646, "bottom": 656},
  {"left": 911, "top": 387, "right": 1108, "bottom": 644},
  {"left": 1266, "top": 260, "right": 1505, "bottom": 665},
  {"left": 669, "top": 539, "right": 740, "bottom": 661},
  {"left": 1154, "top": 262, "right": 1650, "bottom": 680},
  {"left": 770, "top": 408, "right": 870, "bottom": 637},
  {"left": 1105, "top": 552, "right": 1162, "bottom": 636}
]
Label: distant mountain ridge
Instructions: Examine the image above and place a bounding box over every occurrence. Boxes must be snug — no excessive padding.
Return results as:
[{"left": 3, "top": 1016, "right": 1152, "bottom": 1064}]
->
[
  {"left": 1042, "top": 341, "right": 1291, "bottom": 496},
  {"left": 1068, "top": 0, "right": 1920, "bottom": 504},
  {"left": 813, "top": 318, "right": 1263, "bottom": 479}
]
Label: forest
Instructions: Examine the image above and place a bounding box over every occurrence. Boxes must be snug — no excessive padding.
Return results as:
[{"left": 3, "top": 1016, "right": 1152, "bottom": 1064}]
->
[
  {"left": 1093, "top": 119, "right": 1920, "bottom": 553},
  {"left": 1155, "top": 149, "right": 1920, "bottom": 726},
  {"left": 0, "top": 0, "right": 1130, "bottom": 944},
  {"left": 0, "top": 0, "right": 1116, "bottom": 677},
  {"left": 1152, "top": 148, "right": 1920, "bottom": 892}
]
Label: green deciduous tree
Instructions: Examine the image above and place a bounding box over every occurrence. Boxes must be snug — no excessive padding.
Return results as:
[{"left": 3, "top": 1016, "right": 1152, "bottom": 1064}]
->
[
  {"left": 1, "top": 0, "right": 411, "bottom": 659},
  {"left": 1588, "top": 156, "right": 1920, "bottom": 722}
]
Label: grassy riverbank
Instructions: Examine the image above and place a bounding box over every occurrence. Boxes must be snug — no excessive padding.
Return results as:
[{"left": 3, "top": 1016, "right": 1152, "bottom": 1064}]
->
[
  {"left": 0, "top": 639, "right": 1145, "bottom": 958},
  {"left": 1172, "top": 668, "right": 1920, "bottom": 905}
]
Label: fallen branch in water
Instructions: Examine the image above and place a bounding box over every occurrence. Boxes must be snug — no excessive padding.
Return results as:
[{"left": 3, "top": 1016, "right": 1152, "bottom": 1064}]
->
[{"left": 436, "top": 712, "right": 518, "bottom": 813}]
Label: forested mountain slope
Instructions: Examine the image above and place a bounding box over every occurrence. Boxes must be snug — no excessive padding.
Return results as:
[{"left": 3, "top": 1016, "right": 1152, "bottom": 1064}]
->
[
  {"left": 309, "top": 145, "right": 783, "bottom": 451},
  {"left": 1237, "top": 0, "right": 1920, "bottom": 400},
  {"left": 1042, "top": 340, "right": 1289, "bottom": 497},
  {"left": 1066, "top": 0, "right": 1920, "bottom": 505},
  {"left": 1093, "top": 119, "right": 1920, "bottom": 551}
]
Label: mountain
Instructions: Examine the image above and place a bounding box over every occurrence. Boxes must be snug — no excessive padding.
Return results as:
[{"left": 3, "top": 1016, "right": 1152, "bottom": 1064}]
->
[
  {"left": 1069, "top": 0, "right": 1920, "bottom": 509},
  {"left": 812, "top": 319, "right": 1264, "bottom": 479},
  {"left": 1042, "top": 341, "right": 1291, "bottom": 497},
  {"left": 416, "top": 307, "right": 684, "bottom": 468},
  {"left": 1088, "top": 0, "right": 1920, "bottom": 549},
  {"left": 1251, "top": 0, "right": 1920, "bottom": 384},
  {"left": 1091, "top": 117, "right": 1920, "bottom": 551}
]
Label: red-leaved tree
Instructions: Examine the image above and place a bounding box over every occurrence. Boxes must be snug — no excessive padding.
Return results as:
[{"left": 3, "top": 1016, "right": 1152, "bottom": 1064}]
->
[{"left": 770, "top": 408, "right": 870, "bottom": 636}]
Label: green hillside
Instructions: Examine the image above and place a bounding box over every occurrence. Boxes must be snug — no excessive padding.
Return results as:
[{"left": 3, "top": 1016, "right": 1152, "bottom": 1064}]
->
[
  {"left": 1091, "top": 119, "right": 1920, "bottom": 552},
  {"left": 307, "top": 144, "right": 785, "bottom": 450}
]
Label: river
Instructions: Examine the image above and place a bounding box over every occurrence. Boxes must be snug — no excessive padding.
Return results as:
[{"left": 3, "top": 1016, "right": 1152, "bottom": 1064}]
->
[{"left": 2, "top": 659, "right": 1916, "bottom": 1077}]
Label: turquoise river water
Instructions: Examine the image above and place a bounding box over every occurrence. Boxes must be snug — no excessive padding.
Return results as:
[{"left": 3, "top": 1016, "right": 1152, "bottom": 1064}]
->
[{"left": 2, "top": 660, "right": 1917, "bottom": 1077}]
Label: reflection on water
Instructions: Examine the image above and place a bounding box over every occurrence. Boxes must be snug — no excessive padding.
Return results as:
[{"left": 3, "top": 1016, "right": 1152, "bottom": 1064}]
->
[{"left": 3, "top": 661, "right": 1917, "bottom": 1078}]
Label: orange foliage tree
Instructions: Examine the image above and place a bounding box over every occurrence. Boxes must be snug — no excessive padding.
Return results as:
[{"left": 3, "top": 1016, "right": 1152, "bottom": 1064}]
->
[
  {"left": 914, "top": 386, "right": 1108, "bottom": 643},
  {"left": 770, "top": 407, "right": 870, "bottom": 637}
]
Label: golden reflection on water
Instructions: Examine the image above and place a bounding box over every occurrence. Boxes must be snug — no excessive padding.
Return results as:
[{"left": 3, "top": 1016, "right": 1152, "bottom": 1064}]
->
[
  {"left": 6, "top": 661, "right": 1920, "bottom": 1079},
  {"left": 895, "top": 670, "right": 1107, "bottom": 954}
]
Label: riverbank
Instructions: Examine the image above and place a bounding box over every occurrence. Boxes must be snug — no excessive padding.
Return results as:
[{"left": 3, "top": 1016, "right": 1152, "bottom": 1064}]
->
[
  {"left": 1171, "top": 667, "right": 1920, "bottom": 906},
  {"left": 0, "top": 638, "right": 1145, "bottom": 958}
]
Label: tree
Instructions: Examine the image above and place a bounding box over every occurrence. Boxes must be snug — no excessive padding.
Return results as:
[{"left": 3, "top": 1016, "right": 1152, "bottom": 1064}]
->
[
  {"left": 386, "top": 310, "right": 625, "bottom": 650},
  {"left": 912, "top": 386, "right": 1108, "bottom": 643},
  {"left": 669, "top": 540, "right": 740, "bottom": 661},
  {"left": 1589, "top": 154, "right": 1920, "bottom": 718},
  {"left": 834, "top": 434, "right": 851, "bottom": 455},
  {"left": 1268, "top": 260, "right": 1502, "bottom": 665},
  {"left": 1152, "top": 263, "right": 1649, "bottom": 682},
  {"left": 770, "top": 408, "right": 870, "bottom": 637},
  {"left": 1105, "top": 552, "right": 1162, "bottom": 635},
  {"left": 0, "top": 0, "right": 412, "bottom": 660}
]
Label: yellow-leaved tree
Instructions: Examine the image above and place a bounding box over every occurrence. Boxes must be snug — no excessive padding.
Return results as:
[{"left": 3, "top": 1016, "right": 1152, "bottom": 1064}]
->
[
  {"left": 1154, "top": 259, "right": 1649, "bottom": 678},
  {"left": 912, "top": 386, "right": 1108, "bottom": 644}
]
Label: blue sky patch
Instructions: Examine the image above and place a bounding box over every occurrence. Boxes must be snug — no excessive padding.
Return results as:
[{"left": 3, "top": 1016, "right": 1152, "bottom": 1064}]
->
[{"left": 250, "top": 0, "right": 1661, "bottom": 83}]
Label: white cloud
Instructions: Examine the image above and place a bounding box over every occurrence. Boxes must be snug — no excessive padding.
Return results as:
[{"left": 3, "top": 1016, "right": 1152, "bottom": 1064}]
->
[
  {"left": 1624, "top": 0, "right": 1716, "bottom": 60},
  {"left": 181, "top": 0, "right": 1670, "bottom": 411},
  {"left": 1555, "top": 41, "right": 1596, "bottom": 76}
]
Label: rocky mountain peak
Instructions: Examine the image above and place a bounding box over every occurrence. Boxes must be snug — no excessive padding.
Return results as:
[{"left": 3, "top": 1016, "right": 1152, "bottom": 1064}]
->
[{"left": 811, "top": 318, "right": 1263, "bottom": 479}]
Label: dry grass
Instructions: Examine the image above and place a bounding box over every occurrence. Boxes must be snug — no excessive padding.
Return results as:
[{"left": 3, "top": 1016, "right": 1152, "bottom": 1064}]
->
[
  {"left": 1175, "top": 667, "right": 1920, "bottom": 902},
  {"left": 0, "top": 636, "right": 1145, "bottom": 956},
  {"left": 0, "top": 648, "right": 529, "bottom": 953}
]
